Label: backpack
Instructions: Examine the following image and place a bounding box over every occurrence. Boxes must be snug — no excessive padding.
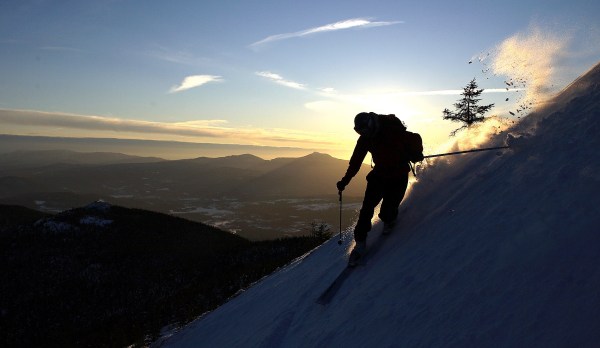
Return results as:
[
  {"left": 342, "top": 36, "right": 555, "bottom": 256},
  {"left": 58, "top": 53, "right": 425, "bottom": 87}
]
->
[
  {"left": 385, "top": 114, "right": 424, "bottom": 163},
  {"left": 402, "top": 130, "right": 424, "bottom": 163}
]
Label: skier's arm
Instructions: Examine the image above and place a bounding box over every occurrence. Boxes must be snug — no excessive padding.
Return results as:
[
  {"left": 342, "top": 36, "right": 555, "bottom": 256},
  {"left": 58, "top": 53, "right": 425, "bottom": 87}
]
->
[{"left": 338, "top": 137, "right": 369, "bottom": 190}]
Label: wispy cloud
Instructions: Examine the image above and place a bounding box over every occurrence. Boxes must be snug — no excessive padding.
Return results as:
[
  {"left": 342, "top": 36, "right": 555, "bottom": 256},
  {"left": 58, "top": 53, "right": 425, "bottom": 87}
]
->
[
  {"left": 256, "top": 71, "right": 306, "bottom": 90},
  {"left": 250, "top": 18, "right": 402, "bottom": 49},
  {"left": 319, "top": 87, "right": 337, "bottom": 94},
  {"left": 0, "top": 108, "right": 335, "bottom": 147},
  {"left": 392, "top": 88, "right": 523, "bottom": 96},
  {"left": 0, "top": 109, "right": 219, "bottom": 138},
  {"left": 169, "top": 75, "right": 223, "bottom": 93},
  {"left": 313, "top": 86, "right": 520, "bottom": 102},
  {"left": 146, "top": 44, "right": 212, "bottom": 66}
]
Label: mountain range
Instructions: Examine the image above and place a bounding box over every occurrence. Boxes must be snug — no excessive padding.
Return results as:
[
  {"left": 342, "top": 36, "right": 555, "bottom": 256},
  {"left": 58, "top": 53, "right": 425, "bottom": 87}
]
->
[
  {"left": 0, "top": 151, "right": 368, "bottom": 200},
  {"left": 0, "top": 151, "right": 369, "bottom": 239}
]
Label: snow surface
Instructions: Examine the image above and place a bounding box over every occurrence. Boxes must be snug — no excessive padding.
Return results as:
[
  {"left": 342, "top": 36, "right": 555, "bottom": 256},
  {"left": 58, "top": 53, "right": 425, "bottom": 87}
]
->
[{"left": 156, "top": 63, "right": 600, "bottom": 348}]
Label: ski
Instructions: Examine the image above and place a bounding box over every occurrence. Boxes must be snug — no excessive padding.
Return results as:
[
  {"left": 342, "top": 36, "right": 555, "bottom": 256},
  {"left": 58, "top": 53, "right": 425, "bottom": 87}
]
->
[
  {"left": 315, "top": 266, "right": 355, "bottom": 305},
  {"left": 316, "top": 235, "right": 386, "bottom": 305},
  {"left": 317, "top": 210, "right": 407, "bottom": 305}
]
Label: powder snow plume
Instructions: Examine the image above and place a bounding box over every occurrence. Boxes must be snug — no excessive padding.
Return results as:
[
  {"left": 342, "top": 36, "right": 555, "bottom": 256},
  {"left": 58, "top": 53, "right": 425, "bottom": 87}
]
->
[
  {"left": 413, "top": 116, "right": 511, "bottom": 188},
  {"left": 491, "top": 25, "right": 569, "bottom": 108},
  {"left": 425, "top": 25, "right": 571, "bottom": 175}
]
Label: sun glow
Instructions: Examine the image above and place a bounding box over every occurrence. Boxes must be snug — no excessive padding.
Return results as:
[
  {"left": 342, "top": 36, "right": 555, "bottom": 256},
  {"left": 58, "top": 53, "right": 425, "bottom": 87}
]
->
[
  {"left": 357, "top": 95, "right": 417, "bottom": 117},
  {"left": 322, "top": 88, "right": 427, "bottom": 121}
]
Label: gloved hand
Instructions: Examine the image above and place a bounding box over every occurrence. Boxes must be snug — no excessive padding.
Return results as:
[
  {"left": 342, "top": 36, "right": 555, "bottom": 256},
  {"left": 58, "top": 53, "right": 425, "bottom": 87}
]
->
[{"left": 336, "top": 178, "right": 349, "bottom": 192}]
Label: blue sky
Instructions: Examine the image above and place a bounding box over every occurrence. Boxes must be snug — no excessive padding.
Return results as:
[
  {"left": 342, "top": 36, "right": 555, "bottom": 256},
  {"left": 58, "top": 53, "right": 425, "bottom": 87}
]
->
[{"left": 1, "top": 0, "right": 599, "bottom": 159}]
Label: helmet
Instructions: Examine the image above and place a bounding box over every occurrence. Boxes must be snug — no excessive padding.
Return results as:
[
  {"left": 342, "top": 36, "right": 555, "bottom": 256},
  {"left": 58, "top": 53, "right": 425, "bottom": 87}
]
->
[{"left": 354, "top": 112, "right": 376, "bottom": 136}]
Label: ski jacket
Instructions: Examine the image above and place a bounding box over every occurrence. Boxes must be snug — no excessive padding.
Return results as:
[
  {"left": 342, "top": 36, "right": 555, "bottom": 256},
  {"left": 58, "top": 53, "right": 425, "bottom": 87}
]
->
[{"left": 341, "top": 114, "right": 411, "bottom": 184}]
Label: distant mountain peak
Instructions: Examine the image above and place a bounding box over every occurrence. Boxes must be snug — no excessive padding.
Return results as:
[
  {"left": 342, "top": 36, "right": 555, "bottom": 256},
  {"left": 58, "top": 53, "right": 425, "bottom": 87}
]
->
[
  {"left": 301, "top": 152, "right": 335, "bottom": 160},
  {"left": 307, "top": 151, "right": 331, "bottom": 157},
  {"left": 229, "top": 153, "right": 263, "bottom": 160}
]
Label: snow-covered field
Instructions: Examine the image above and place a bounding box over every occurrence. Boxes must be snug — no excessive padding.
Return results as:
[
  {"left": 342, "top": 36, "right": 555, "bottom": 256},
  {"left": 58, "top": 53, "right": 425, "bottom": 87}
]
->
[
  {"left": 168, "top": 197, "right": 362, "bottom": 239},
  {"left": 155, "top": 62, "right": 600, "bottom": 348}
]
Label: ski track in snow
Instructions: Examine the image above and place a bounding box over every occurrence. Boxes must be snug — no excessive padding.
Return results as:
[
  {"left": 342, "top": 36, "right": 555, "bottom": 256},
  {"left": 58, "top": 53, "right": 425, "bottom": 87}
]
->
[{"left": 156, "top": 62, "right": 600, "bottom": 348}]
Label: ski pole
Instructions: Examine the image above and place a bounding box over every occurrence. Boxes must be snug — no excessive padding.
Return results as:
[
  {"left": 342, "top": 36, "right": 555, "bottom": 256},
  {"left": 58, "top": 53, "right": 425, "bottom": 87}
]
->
[
  {"left": 424, "top": 145, "right": 509, "bottom": 159},
  {"left": 337, "top": 191, "right": 343, "bottom": 245}
]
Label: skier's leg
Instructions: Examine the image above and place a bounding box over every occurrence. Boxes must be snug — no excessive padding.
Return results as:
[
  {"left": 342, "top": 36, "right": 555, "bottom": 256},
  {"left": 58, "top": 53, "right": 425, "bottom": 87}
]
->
[
  {"left": 378, "top": 173, "right": 408, "bottom": 225},
  {"left": 354, "top": 178, "right": 384, "bottom": 242}
]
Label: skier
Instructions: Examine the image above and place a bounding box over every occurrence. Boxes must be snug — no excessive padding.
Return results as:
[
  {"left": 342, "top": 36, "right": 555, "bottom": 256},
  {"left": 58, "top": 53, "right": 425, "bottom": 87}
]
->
[{"left": 336, "top": 112, "right": 414, "bottom": 266}]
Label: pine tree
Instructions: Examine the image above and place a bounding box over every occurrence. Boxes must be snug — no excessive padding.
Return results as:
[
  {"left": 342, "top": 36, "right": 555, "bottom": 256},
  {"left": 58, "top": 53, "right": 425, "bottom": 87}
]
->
[
  {"left": 443, "top": 78, "right": 494, "bottom": 136},
  {"left": 310, "top": 221, "right": 332, "bottom": 241}
]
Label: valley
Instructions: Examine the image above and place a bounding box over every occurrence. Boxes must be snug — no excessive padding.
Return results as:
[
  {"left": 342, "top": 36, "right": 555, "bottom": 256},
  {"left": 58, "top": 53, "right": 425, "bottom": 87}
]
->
[{"left": 0, "top": 150, "right": 368, "bottom": 240}]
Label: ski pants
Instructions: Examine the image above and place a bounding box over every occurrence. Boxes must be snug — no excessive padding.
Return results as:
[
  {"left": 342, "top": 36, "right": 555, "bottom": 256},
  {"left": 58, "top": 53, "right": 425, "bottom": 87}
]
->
[{"left": 354, "top": 171, "right": 408, "bottom": 243}]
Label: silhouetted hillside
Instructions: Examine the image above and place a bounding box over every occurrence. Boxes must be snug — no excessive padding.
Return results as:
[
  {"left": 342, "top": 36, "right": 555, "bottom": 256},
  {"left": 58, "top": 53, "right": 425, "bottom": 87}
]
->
[
  {"left": 234, "top": 152, "right": 369, "bottom": 198},
  {"left": 0, "top": 202, "right": 325, "bottom": 347},
  {"left": 0, "top": 151, "right": 365, "bottom": 201},
  {"left": 184, "top": 153, "right": 273, "bottom": 169},
  {"left": 0, "top": 204, "right": 49, "bottom": 231},
  {"left": 0, "top": 134, "right": 315, "bottom": 160},
  {"left": 0, "top": 150, "right": 163, "bottom": 176}
]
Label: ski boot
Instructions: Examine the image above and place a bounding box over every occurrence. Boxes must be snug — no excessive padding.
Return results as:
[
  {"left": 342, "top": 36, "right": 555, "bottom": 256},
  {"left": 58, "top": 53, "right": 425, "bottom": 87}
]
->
[
  {"left": 348, "top": 241, "right": 367, "bottom": 267},
  {"left": 382, "top": 221, "right": 396, "bottom": 235}
]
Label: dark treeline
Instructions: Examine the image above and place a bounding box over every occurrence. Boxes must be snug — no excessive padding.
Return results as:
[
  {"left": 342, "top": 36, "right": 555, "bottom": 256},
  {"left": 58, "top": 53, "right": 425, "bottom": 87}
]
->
[{"left": 0, "top": 203, "right": 325, "bottom": 347}]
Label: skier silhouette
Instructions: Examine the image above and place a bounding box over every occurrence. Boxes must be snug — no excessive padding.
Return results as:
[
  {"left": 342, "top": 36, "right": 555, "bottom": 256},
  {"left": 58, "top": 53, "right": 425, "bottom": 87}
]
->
[{"left": 337, "top": 112, "right": 415, "bottom": 266}]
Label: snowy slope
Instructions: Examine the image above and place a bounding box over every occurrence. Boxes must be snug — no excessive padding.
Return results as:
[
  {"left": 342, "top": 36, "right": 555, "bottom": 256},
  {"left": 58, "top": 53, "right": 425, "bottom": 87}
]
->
[{"left": 156, "top": 62, "right": 600, "bottom": 348}]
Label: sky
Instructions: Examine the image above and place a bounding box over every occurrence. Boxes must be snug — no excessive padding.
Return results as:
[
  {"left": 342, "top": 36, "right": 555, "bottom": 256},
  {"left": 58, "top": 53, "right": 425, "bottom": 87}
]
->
[{"left": 1, "top": 0, "right": 599, "bottom": 159}]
